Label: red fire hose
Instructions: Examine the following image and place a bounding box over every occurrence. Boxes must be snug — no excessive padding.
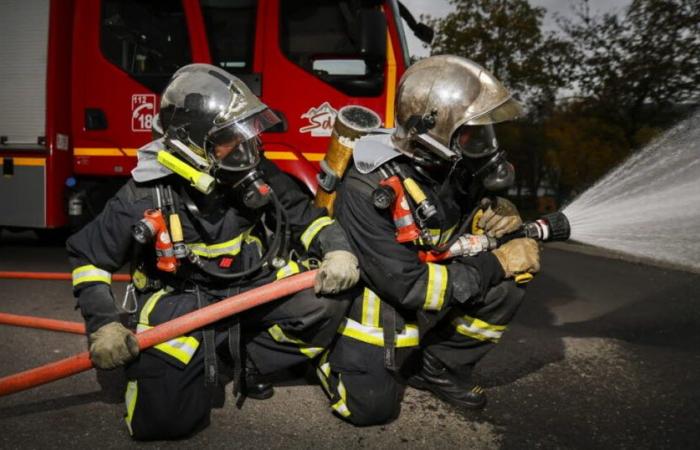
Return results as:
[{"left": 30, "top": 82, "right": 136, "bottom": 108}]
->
[
  {"left": 0, "top": 313, "right": 85, "bottom": 335},
  {"left": 0, "top": 270, "right": 317, "bottom": 397},
  {"left": 0, "top": 271, "right": 131, "bottom": 282}
]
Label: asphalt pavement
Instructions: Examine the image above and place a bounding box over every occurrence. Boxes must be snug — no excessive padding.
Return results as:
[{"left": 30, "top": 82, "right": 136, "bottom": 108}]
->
[{"left": 0, "top": 230, "right": 699, "bottom": 449}]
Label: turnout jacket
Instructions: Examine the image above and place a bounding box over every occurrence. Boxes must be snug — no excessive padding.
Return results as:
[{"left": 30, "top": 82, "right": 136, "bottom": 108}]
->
[
  {"left": 333, "top": 159, "right": 505, "bottom": 345},
  {"left": 68, "top": 156, "right": 350, "bottom": 334}
]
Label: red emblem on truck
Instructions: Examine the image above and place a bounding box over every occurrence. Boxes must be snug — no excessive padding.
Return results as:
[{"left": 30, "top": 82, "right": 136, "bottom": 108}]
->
[{"left": 300, "top": 102, "right": 338, "bottom": 137}]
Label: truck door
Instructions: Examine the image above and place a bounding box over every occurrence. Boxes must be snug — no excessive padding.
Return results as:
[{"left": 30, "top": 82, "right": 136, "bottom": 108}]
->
[
  {"left": 252, "top": 0, "right": 407, "bottom": 190},
  {"left": 71, "top": 0, "right": 199, "bottom": 178}
]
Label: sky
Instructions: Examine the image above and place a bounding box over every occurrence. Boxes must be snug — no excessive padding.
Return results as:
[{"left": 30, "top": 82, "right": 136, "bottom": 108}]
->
[{"left": 400, "top": 0, "right": 631, "bottom": 58}]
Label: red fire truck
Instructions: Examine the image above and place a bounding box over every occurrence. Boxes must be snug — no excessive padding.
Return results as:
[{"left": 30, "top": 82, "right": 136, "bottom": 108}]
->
[{"left": 0, "top": 0, "right": 431, "bottom": 233}]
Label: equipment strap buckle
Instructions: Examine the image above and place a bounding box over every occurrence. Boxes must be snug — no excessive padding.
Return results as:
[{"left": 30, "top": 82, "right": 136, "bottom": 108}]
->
[
  {"left": 121, "top": 283, "right": 138, "bottom": 314},
  {"left": 317, "top": 160, "right": 340, "bottom": 192}
]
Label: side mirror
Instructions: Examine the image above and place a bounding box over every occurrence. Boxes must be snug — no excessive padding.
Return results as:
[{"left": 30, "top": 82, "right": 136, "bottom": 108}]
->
[{"left": 358, "top": 10, "right": 387, "bottom": 63}]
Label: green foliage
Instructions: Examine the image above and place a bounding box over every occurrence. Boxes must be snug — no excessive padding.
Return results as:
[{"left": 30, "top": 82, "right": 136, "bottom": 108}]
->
[
  {"left": 426, "top": 0, "right": 699, "bottom": 204},
  {"left": 560, "top": 0, "right": 700, "bottom": 141},
  {"left": 427, "top": 0, "right": 574, "bottom": 111}
]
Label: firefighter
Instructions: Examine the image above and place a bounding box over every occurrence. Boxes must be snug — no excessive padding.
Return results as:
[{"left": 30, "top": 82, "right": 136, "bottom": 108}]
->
[
  {"left": 67, "top": 64, "right": 360, "bottom": 440},
  {"left": 317, "top": 55, "right": 540, "bottom": 425}
]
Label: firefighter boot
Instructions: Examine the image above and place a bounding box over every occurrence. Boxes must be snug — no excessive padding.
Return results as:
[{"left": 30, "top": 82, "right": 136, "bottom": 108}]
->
[
  {"left": 243, "top": 359, "right": 274, "bottom": 400},
  {"left": 408, "top": 351, "right": 486, "bottom": 410}
]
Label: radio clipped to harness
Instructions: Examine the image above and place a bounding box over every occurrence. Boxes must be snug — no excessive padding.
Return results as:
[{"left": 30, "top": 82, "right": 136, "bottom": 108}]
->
[
  {"left": 132, "top": 209, "right": 178, "bottom": 273},
  {"left": 373, "top": 175, "right": 421, "bottom": 243}
]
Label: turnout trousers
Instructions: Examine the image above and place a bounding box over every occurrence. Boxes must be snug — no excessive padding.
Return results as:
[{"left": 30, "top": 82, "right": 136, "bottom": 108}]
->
[
  {"left": 318, "top": 281, "right": 524, "bottom": 426},
  {"left": 124, "top": 286, "right": 350, "bottom": 440}
]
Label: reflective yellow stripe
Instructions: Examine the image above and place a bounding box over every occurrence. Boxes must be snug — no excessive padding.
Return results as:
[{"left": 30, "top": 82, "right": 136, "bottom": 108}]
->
[
  {"left": 187, "top": 228, "right": 255, "bottom": 258},
  {"left": 71, "top": 264, "right": 112, "bottom": 286},
  {"left": 267, "top": 324, "right": 324, "bottom": 358},
  {"left": 125, "top": 380, "right": 138, "bottom": 435},
  {"left": 300, "top": 216, "right": 334, "bottom": 250},
  {"left": 136, "top": 323, "right": 200, "bottom": 365},
  {"left": 423, "top": 263, "right": 448, "bottom": 311},
  {"left": 138, "top": 289, "right": 170, "bottom": 325},
  {"left": 12, "top": 157, "right": 46, "bottom": 167},
  {"left": 245, "top": 234, "right": 264, "bottom": 257},
  {"left": 452, "top": 315, "right": 506, "bottom": 342},
  {"left": 74, "top": 147, "right": 125, "bottom": 156},
  {"left": 425, "top": 225, "right": 457, "bottom": 245},
  {"left": 302, "top": 152, "right": 324, "bottom": 162},
  {"left": 316, "top": 351, "right": 332, "bottom": 396},
  {"left": 361, "top": 288, "right": 381, "bottom": 328},
  {"left": 331, "top": 375, "right": 351, "bottom": 418},
  {"left": 338, "top": 318, "right": 419, "bottom": 348},
  {"left": 385, "top": 33, "right": 396, "bottom": 128},
  {"left": 264, "top": 150, "right": 298, "bottom": 160},
  {"left": 275, "top": 261, "right": 301, "bottom": 280}
]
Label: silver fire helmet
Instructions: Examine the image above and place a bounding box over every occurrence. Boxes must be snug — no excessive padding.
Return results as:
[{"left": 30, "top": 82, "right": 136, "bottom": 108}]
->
[
  {"left": 158, "top": 63, "right": 280, "bottom": 174},
  {"left": 392, "top": 55, "right": 523, "bottom": 162}
]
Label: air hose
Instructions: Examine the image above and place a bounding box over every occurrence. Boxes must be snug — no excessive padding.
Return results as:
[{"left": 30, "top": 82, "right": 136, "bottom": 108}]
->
[{"left": 190, "top": 190, "right": 290, "bottom": 280}]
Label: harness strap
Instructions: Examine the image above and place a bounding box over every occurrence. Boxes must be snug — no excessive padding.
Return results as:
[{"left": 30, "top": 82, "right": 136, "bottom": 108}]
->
[
  {"left": 196, "top": 286, "right": 219, "bottom": 387},
  {"left": 382, "top": 302, "right": 397, "bottom": 371},
  {"left": 228, "top": 317, "right": 242, "bottom": 397}
]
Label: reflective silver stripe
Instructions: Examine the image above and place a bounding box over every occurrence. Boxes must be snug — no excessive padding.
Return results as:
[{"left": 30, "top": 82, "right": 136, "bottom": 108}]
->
[
  {"left": 137, "top": 324, "right": 200, "bottom": 365},
  {"left": 338, "top": 318, "right": 419, "bottom": 348},
  {"left": 452, "top": 315, "right": 506, "bottom": 342},
  {"left": 268, "top": 324, "right": 324, "bottom": 358},
  {"left": 187, "top": 227, "right": 254, "bottom": 258},
  {"left": 125, "top": 380, "right": 138, "bottom": 435},
  {"left": 361, "top": 288, "right": 381, "bottom": 328},
  {"left": 71, "top": 264, "right": 112, "bottom": 286},
  {"left": 275, "top": 261, "right": 300, "bottom": 280},
  {"left": 300, "top": 216, "right": 334, "bottom": 250},
  {"left": 393, "top": 214, "right": 414, "bottom": 228},
  {"left": 331, "top": 375, "right": 351, "bottom": 418},
  {"left": 245, "top": 234, "right": 264, "bottom": 256},
  {"left": 423, "top": 263, "right": 448, "bottom": 311}
]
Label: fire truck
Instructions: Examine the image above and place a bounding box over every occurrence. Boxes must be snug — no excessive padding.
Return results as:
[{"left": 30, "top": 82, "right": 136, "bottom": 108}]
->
[{"left": 0, "top": 0, "right": 431, "bottom": 234}]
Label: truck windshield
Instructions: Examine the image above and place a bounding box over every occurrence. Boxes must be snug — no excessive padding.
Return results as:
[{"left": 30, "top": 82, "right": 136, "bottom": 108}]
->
[
  {"left": 201, "top": 0, "right": 257, "bottom": 74},
  {"left": 100, "top": 0, "right": 191, "bottom": 93},
  {"left": 279, "top": 0, "right": 387, "bottom": 97}
]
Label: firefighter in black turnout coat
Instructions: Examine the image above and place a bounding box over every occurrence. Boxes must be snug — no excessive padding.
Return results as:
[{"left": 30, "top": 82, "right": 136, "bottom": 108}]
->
[
  {"left": 317, "top": 55, "right": 541, "bottom": 425},
  {"left": 67, "top": 64, "right": 359, "bottom": 440}
]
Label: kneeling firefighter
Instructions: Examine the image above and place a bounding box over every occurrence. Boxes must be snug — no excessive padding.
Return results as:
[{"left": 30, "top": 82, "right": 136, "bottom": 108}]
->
[
  {"left": 67, "top": 64, "right": 359, "bottom": 440},
  {"left": 316, "top": 55, "right": 541, "bottom": 425}
]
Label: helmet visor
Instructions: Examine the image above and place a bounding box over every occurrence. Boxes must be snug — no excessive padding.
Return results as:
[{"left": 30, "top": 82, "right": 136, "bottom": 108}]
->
[
  {"left": 208, "top": 108, "right": 280, "bottom": 145},
  {"left": 212, "top": 136, "right": 261, "bottom": 172},
  {"left": 452, "top": 124, "right": 498, "bottom": 159}
]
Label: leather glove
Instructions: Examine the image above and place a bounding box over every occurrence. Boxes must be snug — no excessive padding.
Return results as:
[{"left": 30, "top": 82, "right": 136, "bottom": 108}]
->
[
  {"left": 88, "top": 322, "right": 139, "bottom": 369},
  {"left": 491, "top": 238, "right": 540, "bottom": 278},
  {"left": 314, "top": 250, "right": 360, "bottom": 294},
  {"left": 477, "top": 197, "right": 523, "bottom": 238}
]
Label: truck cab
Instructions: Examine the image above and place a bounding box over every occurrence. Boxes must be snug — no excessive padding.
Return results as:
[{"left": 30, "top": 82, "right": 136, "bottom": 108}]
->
[{"left": 0, "top": 0, "right": 422, "bottom": 231}]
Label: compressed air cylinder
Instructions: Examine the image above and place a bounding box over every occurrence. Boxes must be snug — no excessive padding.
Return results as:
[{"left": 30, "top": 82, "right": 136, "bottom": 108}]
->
[{"left": 314, "top": 105, "right": 381, "bottom": 216}]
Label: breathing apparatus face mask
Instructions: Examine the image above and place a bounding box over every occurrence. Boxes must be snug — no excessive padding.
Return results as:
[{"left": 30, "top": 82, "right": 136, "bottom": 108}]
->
[
  {"left": 206, "top": 136, "right": 272, "bottom": 209},
  {"left": 450, "top": 124, "right": 515, "bottom": 193}
]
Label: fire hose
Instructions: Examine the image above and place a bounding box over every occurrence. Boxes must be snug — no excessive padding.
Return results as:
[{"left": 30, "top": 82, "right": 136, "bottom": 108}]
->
[
  {"left": 0, "top": 272, "right": 131, "bottom": 282},
  {"left": 0, "top": 270, "right": 317, "bottom": 397},
  {"left": 0, "top": 313, "right": 85, "bottom": 335}
]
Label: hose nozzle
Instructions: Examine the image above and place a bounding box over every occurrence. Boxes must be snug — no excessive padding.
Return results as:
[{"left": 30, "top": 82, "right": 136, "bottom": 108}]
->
[{"left": 499, "top": 211, "right": 571, "bottom": 245}]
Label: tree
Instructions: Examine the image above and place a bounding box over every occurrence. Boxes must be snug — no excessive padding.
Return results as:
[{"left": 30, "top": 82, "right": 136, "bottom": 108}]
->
[
  {"left": 560, "top": 0, "right": 700, "bottom": 146},
  {"left": 426, "top": 0, "right": 574, "bottom": 112}
]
